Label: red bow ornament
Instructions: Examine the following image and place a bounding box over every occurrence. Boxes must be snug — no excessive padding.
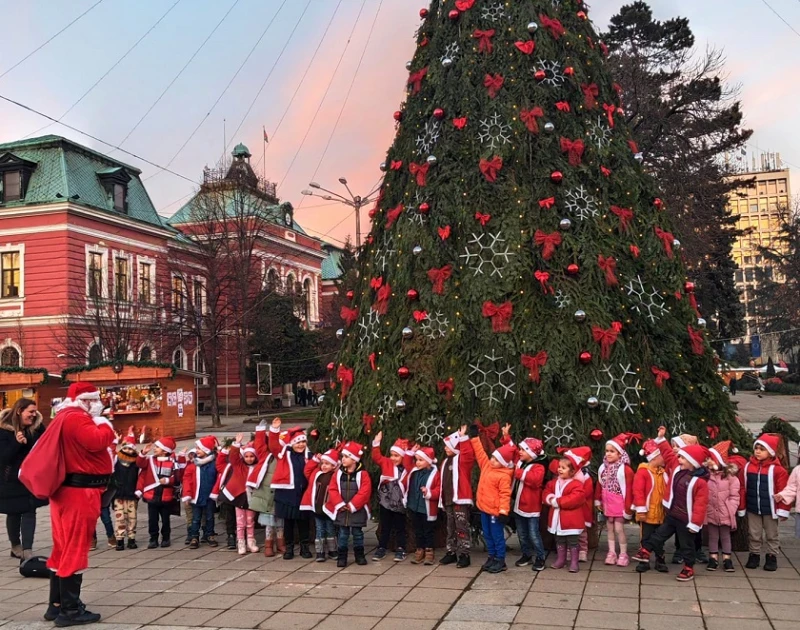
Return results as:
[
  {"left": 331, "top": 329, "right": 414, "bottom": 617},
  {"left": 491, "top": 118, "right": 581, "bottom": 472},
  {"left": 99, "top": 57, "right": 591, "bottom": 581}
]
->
[
  {"left": 455, "top": 0, "right": 475, "bottom": 9},
  {"left": 602, "top": 103, "right": 616, "bottom": 127},
  {"left": 427, "top": 265, "right": 452, "bottom": 295},
  {"left": 390, "top": 160, "right": 403, "bottom": 170},
  {"left": 654, "top": 227, "right": 675, "bottom": 259},
  {"left": 706, "top": 425, "right": 720, "bottom": 440},
  {"left": 688, "top": 325, "right": 705, "bottom": 355},
  {"left": 538, "top": 197, "right": 556, "bottom": 210},
  {"left": 514, "top": 40, "right": 535, "bottom": 55},
  {"left": 475, "top": 212, "right": 491, "bottom": 226},
  {"left": 651, "top": 366, "right": 671, "bottom": 388},
  {"left": 599, "top": 41, "right": 609, "bottom": 57},
  {"left": 437, "top": 377, "right": 455, "bottom": 400},
  {"left": 453, "top": 117, "right": 467, "bottom": 130},
  {"left": 555, "top": 101, "right": 571, "bottom": 113},
  {"left": 479, "top": 156, "right": 503, "bottom": 182},
  {"left": 368, "top": 353, "right": 377, "bottom": 371},
  {"left": 521, "top": 351, "right": 548, "bottom": 383},
  {"left": 482, "top": 300, "right": 513, "bottom": 333},
  {"left": 362, "top": 414, "right": 376, "bottom": 435},
  {"left": 610, "top": 205, "right": 634, "bottom": 232},
  {"left": 592, "top": 321, "right": 623, "bottom": 360},
  {"left": 409, "top": 162, "right": 430, "bottom": 187},
  {"left": 438, "top": 225, "right": 451, "bottom": 240},
  {"left": 520, "top": 107, "right": 544, "bottom": 133},
  {"left": 475, "top": 419, "right": 500, "bottom": 440},
  {"left": 629, "top": 244, "right": 640, "bottom": 258},
  {"left": 413, "top": 310, "right": 428, "bottom": 323},
  {"left": 370, "top": 276, "right": 383, "bottom": 290},
  {"left": 340, "top": 306, "right": 359, "bottom": 327},
  {"left": 534, "top": 270, "right": 554, "bottom": 294},
  {"left": 539, "top": 14, "right": 565, "bottom": 39},
  {"left": 600, "top": 166, "right": 611, "bottom": 177},
  {"left": 534, "top": 230, "right": 562, "bottom": 260},
  {"left": 484, "top": 73, "right": 504, "bottom": 98},
  {"left": 628, "top": 140, "right": 639, "bottom": 154},
  {"left": 336, "top": 365, "right": 354, "bottom": 399},
  {"left": 385, "top": 203, "right": 404, "bottom": 229},
  {"left": 688, "top": 292, "right": 700, "bottom": 317},
  {"left": 407, "top": 67, "right": 428, "bottom": 95},
  {"left": 372, "top": 283, "right": 391, "bottom": 315},
  {"left": 581, "top": 83, "right": 599, "bottom": 109},
  {"left": 560, "top": 137, "right": 585, "bottom": 167},
  {"left": 597, "top": 255, "right": 618, "bottom": 287},
  {"left": 472, "top": 29, "right": 495, "bottom": 54}
]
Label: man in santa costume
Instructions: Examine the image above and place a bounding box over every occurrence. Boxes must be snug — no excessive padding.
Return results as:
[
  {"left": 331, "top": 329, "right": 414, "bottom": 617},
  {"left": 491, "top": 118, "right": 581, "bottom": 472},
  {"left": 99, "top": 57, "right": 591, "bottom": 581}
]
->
[{"left": 44, "top": 382, "right": 116, "bottom": 626}]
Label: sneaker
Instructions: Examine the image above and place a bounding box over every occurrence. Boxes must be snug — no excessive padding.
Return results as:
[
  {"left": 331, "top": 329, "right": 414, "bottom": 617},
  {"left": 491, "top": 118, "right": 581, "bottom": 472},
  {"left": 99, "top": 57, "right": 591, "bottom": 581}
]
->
[
  {"left": 695, "top": 549, "right": 709, "bottom": 564},
  {"left": 655, "top": 556, "right": 669, "bottom": 573},
  {"left": 635, "top": 561, "right": 650, "bottom": 573},
  {"left": 745, "top": 554, "right": 760, "bottom": 569},
  {"left": 723, "top": 558, "right": 735, "bottom": 572},
  {"left": 487, "top": 558, "right": 507, "bottom": 573},
  {"left": 393, "top": 549, "right": 407, "bottom": 562},
  {"left": 189, "top": 538, "right": 199, "bottom": 549},
  {"left": 206, "top": 536, "right": 219, "bottom": 548},
  {"left": 764, "top": 554, "right": 778, "bottom": 572},
  {"left": 676, "top": 566, "right": 694, "bottom": 582},
  {"left": 481, "top": 556, "right": 496, "bottom": 571},
  {"left": 226, "top": 534, "right": 236, "bottom": 550},
  {"left": 147, "top": 538, "right": 159, "bottom": 549},
  {"left": 115, "top": 539, "right": 125, "bottom": 551},
  {"left": 160, "top": 539, "right": 171, "bottom": 548},
  {"left": 372, "top": 548, "right": 387, "bottom": 561},
  {"left": 616, "top": 553, "right": 629, "bottom": 567},
  {"left": 184, "top": 536, "right": 191, "bottom": 545},
  {"left": 514, "top": 554, "right": 532, "bottom": 568},
  {"left": 127, "top": 539, "right": 137, "bottom": 550},
  {"left": 632, "top": 548, "right": 651, "bottom": 563},
  {"left": 706, "top": 556, "right": 719, "bottom": 571},
  {"left": 457, "top": 554, "right": 471, "bottom": 569},
  {"left": 106, "top": 536, "right": 117, "bottom": 548},
  {"left": 439, "top": 551, "right": 457, "bottom": 565},
  {"left": 578, "top": 550, "right": 588, "bottom": 562},
  {"left": 532, "top": 557, "right": 546, "bottom": 572},
  {"left": 604, "top": 551, "right": 617, "bottom": 565},
  {"left": 671, "top": 553, "right": 683, "bottom": 565},
  {"left": 315, "top": 553, "right": 326, "bottom": 562}
]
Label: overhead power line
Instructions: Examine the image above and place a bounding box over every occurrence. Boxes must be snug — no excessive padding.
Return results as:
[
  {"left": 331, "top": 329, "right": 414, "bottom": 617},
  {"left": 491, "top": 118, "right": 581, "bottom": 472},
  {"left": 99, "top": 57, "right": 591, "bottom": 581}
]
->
[
  {"left": 760, "top": 0, "right": 800, "bottom": 39},
  {"left": 0, "top": 0, "right": 106, "bottom": 81}
]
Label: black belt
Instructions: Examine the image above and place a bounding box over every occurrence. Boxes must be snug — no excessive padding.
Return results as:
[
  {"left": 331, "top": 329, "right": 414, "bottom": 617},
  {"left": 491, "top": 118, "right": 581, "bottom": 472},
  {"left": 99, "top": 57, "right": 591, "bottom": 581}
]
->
[{"left": 63, "top": 474, "right": 111, "bottom": 489}]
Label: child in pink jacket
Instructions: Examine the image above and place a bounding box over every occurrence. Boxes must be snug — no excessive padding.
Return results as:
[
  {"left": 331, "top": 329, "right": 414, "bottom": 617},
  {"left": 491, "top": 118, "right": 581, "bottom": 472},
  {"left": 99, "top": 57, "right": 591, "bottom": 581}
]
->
[
  {"left": 704, "top": 441, "right": 740, "bottom": 572},
  {"left": 774, "top": 446, "right": 800, "bottom": 540}
]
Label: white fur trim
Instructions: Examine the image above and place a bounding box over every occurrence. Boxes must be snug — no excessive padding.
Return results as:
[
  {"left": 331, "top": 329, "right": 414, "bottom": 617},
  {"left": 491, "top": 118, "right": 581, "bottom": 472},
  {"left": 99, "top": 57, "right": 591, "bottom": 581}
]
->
[
  {"left": 92, "top": 416, "right": 114, "bottom": 431},
  {"left": 671, "top": 436, "right": 686, "bottom": 449},
  {"left": 321, "top": 454, "right": 339, "bottom": 467},
  {"left": 754, "top": 439, "right": 775, "bottom": 457},
  {"left": 492, "top": 450, "right": 513, "bottom": 468},
  {"left": 677, "top": 448, "right": 700, "bottom": 469},
  {"left": 154, "top": 440, "right": 173, "bottom": 454},
  {"left": 416, "top": 450, "right": 436, "bottom": 466},
  {"left": 341, "top": 448, "right": 362, "bottom": 462}
]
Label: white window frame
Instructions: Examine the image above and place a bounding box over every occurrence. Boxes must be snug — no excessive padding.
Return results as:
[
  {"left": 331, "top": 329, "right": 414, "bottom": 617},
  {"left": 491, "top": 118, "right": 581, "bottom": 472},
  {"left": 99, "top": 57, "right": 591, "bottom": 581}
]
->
[
  {"left": 170, "top": 273, "right": 187, "bottom": 315},
  {"left": 0, "top": 338, "right": 23, "bottom": 367},
  {"left": 0, "top": 243, "right": 24, "bottom": 300},
  {"left": 173, "top": 346, "right": 187, "bottom": 370},
  {"left": 112, "top": 250, "right": 134, "bottom": 303},
  {"left": 192, "top": 276, "right": 207, "bottom": 315},
  {"left": 85, "top": 245, "right": 109, "bottom": 300},
  {"left": 136, "top": 255, "right": 156, "bottom": 305}
]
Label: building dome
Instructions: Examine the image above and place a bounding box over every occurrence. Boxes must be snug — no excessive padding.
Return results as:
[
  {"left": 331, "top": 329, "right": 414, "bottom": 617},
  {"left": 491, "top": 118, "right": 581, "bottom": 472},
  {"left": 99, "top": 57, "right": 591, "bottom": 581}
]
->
[{"left": 232, "top": 143, "right": 251, "bottom": 159}]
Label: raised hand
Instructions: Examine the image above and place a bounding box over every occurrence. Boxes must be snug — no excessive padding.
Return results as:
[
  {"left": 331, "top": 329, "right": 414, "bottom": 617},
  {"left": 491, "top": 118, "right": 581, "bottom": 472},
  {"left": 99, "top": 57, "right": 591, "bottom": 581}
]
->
[
  {"left": 657, "top": 426, "right": 666, "bottom": 439},
  {"left": 459, "top": 424, "right": 467, "bottom": 436},
  {"left": 235, "top": 433, "right": 245, "bottom": 444},
  {"left": 142, "top": 443, "right": 152, "bottom": 454},
  {"left": 272, "top": 417, "right": 281, "bottom": 430},
  {"left": 374, "top": 431, "right": 383, "bottom": 443},
  {"left": 502, "top": 423, "right": 511, "bottom": 437}
]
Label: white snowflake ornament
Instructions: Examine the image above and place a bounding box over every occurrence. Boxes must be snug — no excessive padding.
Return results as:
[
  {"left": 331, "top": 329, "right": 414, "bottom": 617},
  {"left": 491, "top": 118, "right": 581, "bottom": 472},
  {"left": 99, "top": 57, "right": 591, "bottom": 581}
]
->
[
  {"left": 625, "top": 275, "right": 668, "bottom": 323},
  {"left": 543, "top": 416, "right": 574, "bottom": 448},
  {"left": 481, "top": 1, "right": 507, "bottom": 22},
  {"left": 478, "top": 112, "right": 512, "bottom": 150},
  {"left": 415, "top": 119, "right": 441, "bottom": 156},
  {"left": 588, "top": 117, "right": 613, "bottom": 150},
  {"left": 564, "top": 186, "right": 599, "bottom": 221},
  {"left": 357, "top": 310, "right": 381, "bottom": 345},
  {"left": 592, "top": 363, "right": 644, "bottom": 414},
  {"left": 468, "top": 350, "right": 516, "bottom": 406},
  {"left": 533, "top": 59, "right": 566, "bottom": 87},
  {"left": 420, "top": 311, "right": 449, "bottom": 339},
  {"left": 459, "top": 232, "right": 515, "bottom": 278},
  {"left": 417, "top": 415, "right": 446, "bottom": 444}
]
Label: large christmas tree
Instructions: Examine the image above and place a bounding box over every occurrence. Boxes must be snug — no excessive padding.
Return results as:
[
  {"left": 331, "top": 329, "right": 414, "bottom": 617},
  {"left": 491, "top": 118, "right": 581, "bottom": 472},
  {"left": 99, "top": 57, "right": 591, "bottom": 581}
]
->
[{"left": 317, "top": 0, "right": 748, "bottom": 454}]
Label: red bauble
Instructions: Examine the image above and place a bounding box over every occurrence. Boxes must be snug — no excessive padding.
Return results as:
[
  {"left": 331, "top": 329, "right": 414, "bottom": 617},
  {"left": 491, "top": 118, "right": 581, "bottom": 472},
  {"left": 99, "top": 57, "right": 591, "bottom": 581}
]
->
[
  {"left": 418, "top": 202, "right": 430, "bottom": 214},
  {"left": 684, "top": 281, "right": 695, "bottom": 294},
  {"left": 534, "top": 69, "right": 546, "bottom": 82},
  {"left": 398, "top": 366, "right": 411, "bottom": 379},
  {"left": 326, "top": 362, "right": 335, "bottom": 372},
  {"left": 407, "top": 288, "right": 419, "bottom": 301},
  {"left": 366, "top": 235, "right": 374, "bottom": 245},
  {"left": 579, "top": 351, "right": 593, "bottom": 365},
  {"left": 393, "top": 110, "right": 403, "bottom": 122},
  {"left": 577, "top": 11, "right": 587, "bottom": 19},
  {"left": 433, "top": 108, "right": 445, "bottom": 120},
  {"left": 590, "top": 428, "right": 604, "bottom": 441},
  {"left": 346, "top": 290, "right": 354, "bottom": 300},
  {"left": 654, "top": 197, "right": 664, "bottom": 210},
  {"left": 310, "top": 428, "right": 319, "bottom": 441},
  {"left": 419, "top": 8, "right": 429, "bottom": 18},
  {"left": 550, "top": 171, "right": 564, "bottom": 184},
  {"left": 448, "top": 9, "right": 460, "bottom": 20},
  {"left": 567, "top": 263, "right": 580, "bottom": 275},
  {"left": 368, "top": 208, "right": 377, "bottom": 219},
  {"left": 564, "top": 66, "right": 575, "bottom": 76}
]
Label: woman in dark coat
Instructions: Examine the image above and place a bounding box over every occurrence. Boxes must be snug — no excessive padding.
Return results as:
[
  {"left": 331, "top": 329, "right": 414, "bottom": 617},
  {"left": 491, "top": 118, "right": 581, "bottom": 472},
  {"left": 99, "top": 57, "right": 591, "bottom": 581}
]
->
[{"left": 0, "top": 398, "right": 46, "bottom": 560}]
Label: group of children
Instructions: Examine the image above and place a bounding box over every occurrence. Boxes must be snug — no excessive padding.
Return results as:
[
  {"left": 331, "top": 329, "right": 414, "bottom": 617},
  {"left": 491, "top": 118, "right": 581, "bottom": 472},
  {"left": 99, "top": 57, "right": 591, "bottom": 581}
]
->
[{"left": 98, "top": 419, "right": 800, "bottom": 581}]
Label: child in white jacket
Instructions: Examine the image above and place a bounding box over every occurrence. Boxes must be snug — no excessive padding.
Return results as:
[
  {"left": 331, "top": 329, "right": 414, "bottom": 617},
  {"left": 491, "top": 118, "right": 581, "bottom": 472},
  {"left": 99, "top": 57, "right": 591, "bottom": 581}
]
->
[{"left": 774, "top": 452, "right": 800, "bottom": 539}]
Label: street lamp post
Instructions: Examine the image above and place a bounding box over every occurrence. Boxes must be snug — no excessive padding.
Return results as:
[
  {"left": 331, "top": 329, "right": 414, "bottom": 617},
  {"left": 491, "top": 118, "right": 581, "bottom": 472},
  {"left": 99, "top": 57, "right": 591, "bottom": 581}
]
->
[{"left": 301, "top": 177, "right": 382, "bottom": 249}]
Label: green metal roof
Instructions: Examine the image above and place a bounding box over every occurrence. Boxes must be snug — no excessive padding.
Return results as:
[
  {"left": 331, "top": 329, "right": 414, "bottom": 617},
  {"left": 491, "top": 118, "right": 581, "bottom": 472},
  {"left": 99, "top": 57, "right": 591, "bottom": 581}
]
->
[
  {"left": 232, "top": 143, "right": 251, "bottom": 158},
  {"left": 169, "top": 193, "right": 308, "bottom": 235},
  {"left": 321, "top": 244, "right": 345, "bottom": 280},
  {"left": 0, "top": 135, "right": 167, "bottom": 230}
]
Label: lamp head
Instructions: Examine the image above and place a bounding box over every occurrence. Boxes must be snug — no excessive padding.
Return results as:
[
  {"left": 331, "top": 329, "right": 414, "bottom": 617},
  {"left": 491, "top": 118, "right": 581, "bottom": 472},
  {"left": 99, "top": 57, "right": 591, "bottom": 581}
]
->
[
  {"left": 309, "top": 182, "right": 321, "bottom": 189},
  {"left": 338, "top": 177, "right": 348, "bottom": 185}
]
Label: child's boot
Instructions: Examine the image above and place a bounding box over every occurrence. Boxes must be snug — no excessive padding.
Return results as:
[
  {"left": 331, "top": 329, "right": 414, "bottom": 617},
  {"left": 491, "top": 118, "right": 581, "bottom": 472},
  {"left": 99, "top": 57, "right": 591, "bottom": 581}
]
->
[
  {"left": 226, "top": 534, "right": 236, "bottom": 550},
  {"left": 247, "top": 537, "right": 259, "bottom": 553},
  {"left": 354, "top": 547, "right": 368, "bottom": 566},
  {"left": 237, "top": 539, "right": 246, "bottom": 555},
  {"left": 283, "top": 545, "right": 294, "bottom": 560},
  {"left": 115, "top": 539, "right": 125, "bottom": 551},
  {"left": 276, "top": 528, "right": 286, "bottom": 554},
  {"left": 148, "top": 536, "right": 158, "bottom": 549},
  {"left": 655, "top": 555, "right": 669, "bottom": 573},
  {"left": 551, "top": 543, "right": 568, "bottom": 569},
  {"left": 764, "top": 554, "right": 778, "bottom": 571},
  {"left": 569, "top": 545, "right": 580, "bottom": 573},
  {"left": 327, "top": 537, "right": 338, "bottom": 559},
  {"left": 127, "top": 538, "right": 137, "bottom": 550},
  {"left": 423, "top": 548, "right": 435, "bottom": 565},
  {"left": 264, "top": 538, "right": 274, "bottom": 557},
  {"left": 337, "top": 547, "right": 348, "bottom": 568},
  {"left": 245, "top": 513, "right": 258, "bottom": 553},
  {"left": 457, "top": 554, "right": 471, "bottom": 568},
  {"left": 745, "top": 553, "right": 760, "bottom": 569},
  {"left": 315, "top": 539, "right": 326, "bottom": 562},
  {"left": 299, "top": 543, "right": 313, "bottom": 559},
  {"left": 411, "top": 548, "right": 425, "bottom": 564}
]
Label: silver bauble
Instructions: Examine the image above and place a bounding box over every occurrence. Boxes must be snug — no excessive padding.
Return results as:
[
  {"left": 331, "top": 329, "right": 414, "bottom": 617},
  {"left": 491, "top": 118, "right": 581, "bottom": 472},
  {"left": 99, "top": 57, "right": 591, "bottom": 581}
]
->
[
  {"left": 673, "top": 238, "right": 681, "bottom": 250},
  {"left": 379, "top": 162, "right": 388, "bottom": 172},
  {"left": 395, "top": 399, "right": 407, "bottom": 411},
  {"left": 412, "top": 245, "right": 423, "bottom": 256},
  {"left": 543, "top": 122, "right": 555, "bottom": 133},
  {"left": 559, "top": 218, "right": 572, "bottom": 231},
  {"left": 402, "top": 326, "right": 414, "bottom": 340},
  {"left": 335, "top": 328, "right": 344, "bottom": 340},
  {"left": 527, "top": 21, "right": 538, "bottom": 33},
  {"left": 697, "top": 318, "right": 707, "bottom": 329},
  {"left": 426, "top": 154, "right": 438, "bottom": 166},
  {"left": 634, "top": 152, "right": 644, "bottom": 163},
  {"left": 317, "top": 394, "right": 325, "bottom": 404},
  {"left": 587, "top": 396, "right": 600, "bottom": 409},
  {"left": 405, "top": 61, "right": 413, "bottom": 70},
  {"left": 574, "top": 309, "right": 587, "bottom": 323},
  {"left": 442, "top": 57, "right": 453, "bottom": 69}
]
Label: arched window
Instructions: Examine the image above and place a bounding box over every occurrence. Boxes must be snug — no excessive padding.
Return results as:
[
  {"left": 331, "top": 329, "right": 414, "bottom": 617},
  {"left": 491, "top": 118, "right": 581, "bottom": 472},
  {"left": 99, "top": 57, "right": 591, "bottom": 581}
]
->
[
  {"left": 1, "top": 346, "right": 20, "bottom": 367},
  {"left": 139, "top": 346, "right": 152, "bottom": 362},
  {"left": 285, "top": 273, "right": 296, "bottom": 295},
  {"left": 266, "top": 268, "right": 279, "bottom": 292},
  {"left": 303, "top": 278, "right": 313, "bottom": 324},
  {"left": 88, "top": 344, "right": 103, "bottom": 365},
  {"left": 173, "top": 348, "right": 185, "bottom": 370}
]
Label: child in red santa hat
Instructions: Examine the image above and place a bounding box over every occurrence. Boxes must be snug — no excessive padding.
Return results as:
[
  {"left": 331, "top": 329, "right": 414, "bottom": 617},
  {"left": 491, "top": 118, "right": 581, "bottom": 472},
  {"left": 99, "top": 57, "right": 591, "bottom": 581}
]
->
[
  {"left": 545, "top": 447, "right": 591, "bottom": 573},
  {"left": 774, "top": 442, "right": 800, "bottom": 541},
  {"left": 111, "top": 427, "right": 141, "bottom": 551},
  {"left": 740, "top": 433, "right": 789, "bottom": 571},
  {"left": 704, "top": 440, "right": 740, "bottom": 572},
  {"left": 325, "top": 441, "right": 372, "bottom": 567},
  {"left": 438, "top": 427, "right": 476, "bottom": 569},
  {"left": 371, "top": 431, "right": 413, "bottom": 562},
  {"left": 219, "top": 433, "right": 262, "bottom": 555},
  {"left": 300, "top": 446, "right": 340, "bottom": 562},
  {"left": 181, "top": 435, "right": 219, "bottom": 549},
  {"left": 633, "top": 426, "right": 710, "bottom": 582},
  {"left": 468, "top": 422, "right": 516, "bottom": 574},
  {"left": 137, "top": 435, "right": 179, "bottom": 549},
  {"left": 633, "top": 439, "right": 668, "bottom": 573},
  {"left": 402, "top": 444, "right": 440, "bottom": 566},
  {"left": 595, "top": 433, "right": 638, "bottom": 567}
]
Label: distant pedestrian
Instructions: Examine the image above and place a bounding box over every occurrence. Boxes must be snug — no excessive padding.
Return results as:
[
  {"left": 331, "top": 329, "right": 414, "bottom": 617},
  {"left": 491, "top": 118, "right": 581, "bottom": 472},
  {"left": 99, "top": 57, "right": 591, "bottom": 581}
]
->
[
  {"left": 729, "top": 377, "right": 737, "bottom": 396},
  {"left": 298, "top": 388, "right": 307, "bottom": 407}
]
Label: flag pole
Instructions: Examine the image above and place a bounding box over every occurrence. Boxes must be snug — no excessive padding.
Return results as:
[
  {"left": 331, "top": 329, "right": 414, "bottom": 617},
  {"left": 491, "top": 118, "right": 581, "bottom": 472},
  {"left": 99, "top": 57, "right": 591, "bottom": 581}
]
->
[{"left": 263, "top": 126, "right": 267, "bottom": 182}]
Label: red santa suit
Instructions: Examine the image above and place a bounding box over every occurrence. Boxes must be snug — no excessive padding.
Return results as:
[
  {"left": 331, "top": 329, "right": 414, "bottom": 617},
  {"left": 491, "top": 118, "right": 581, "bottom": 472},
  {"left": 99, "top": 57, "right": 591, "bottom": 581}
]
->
[
  {"left": 543, "top": 476, "right": 586, "bottom": 536},
  {"left": 46, "top": 386, "right": 116, "bottom": 578}
]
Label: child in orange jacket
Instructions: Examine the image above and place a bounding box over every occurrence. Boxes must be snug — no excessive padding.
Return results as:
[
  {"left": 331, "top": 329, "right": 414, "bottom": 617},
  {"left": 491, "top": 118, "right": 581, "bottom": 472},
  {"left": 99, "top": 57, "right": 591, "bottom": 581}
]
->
[
  {"left": 633, "top": 439, "right": 668, "bottom": 573},
  {"left": 468, "top": 423, "right": 514, "bottom": 574}
]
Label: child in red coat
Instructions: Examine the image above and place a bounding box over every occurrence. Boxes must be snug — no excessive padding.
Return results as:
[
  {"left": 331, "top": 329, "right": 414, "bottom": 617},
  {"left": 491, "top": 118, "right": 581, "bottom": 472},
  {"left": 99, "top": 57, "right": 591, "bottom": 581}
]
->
[
  {"left": 508, "top": 430, "right": 546, "bottom": 572},
  {"left": 402, "top": 445, "right": 441, "bottom": 566},
  {"left": 300, "top": 448, "right": 339, "bottom": 562},
  {"left": 136, "top": 437, "right": 178, "bottom": 549},
  {"left": 371, "top": 432, "right": 412, "bottom": 562},
  {"left": 543, "top": 448, "right": 591, "bottom": 573},
  {"left": 439, "top": 428, "right": 476, "bottom": 568},
  {"left": 595, "top": 433, "right": 637, "bottom": 567},
  {"left": 633, "top": 426, "right": 710, "bottom": 582},
  {"left": 226, "top": 433, "right": 260, "bottom": 555}
]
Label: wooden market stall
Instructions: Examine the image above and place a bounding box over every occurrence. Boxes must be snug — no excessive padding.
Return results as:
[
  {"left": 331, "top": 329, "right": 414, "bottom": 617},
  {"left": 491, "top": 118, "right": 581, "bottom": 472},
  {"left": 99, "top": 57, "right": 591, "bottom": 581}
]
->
[
  {"left": 0, "top": 367, "right": 58, "bottom": 415},
  {"left": 59, "top": 362, "right": 202, "bottom": 440}
]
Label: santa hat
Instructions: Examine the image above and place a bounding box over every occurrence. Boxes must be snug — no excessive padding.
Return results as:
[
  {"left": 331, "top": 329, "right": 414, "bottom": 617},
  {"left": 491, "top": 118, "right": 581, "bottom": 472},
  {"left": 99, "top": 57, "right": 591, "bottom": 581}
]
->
[
  {"left": 563, "top": 446, "right": 592, "bottom": 470},
  {"left": 155, "top": 436, "right": 176, "bottom": 454},
  {"left": 709, "top": 440, "right": 732, "bottom": 468},
  {"left": 321, "top": 448, "right": 340, "bottom": 467},
  {"left": 285, "top": 427, "right": 307, "bottom": 447},
  {"left": 341, "top": 441, "right": 364, "bottom": 462},
  {"left": 492, "top": 443, "right": 518, "bottom": 469},
  {"left": 123, "top": 426, "right": 137, "bottom": 446},
  {"left": 66, "top": 382, "right": 101, "bottom": 402},
  {"left": 755, "top": 433, "right": 780, "bottom": 457},
  {"left": 415, "top": 446, "right": 437, "bottom": 466},
  {"left": 519, "top": 437, "right": 544, "bottom": 460},
  {"left": 639, "top": 439, "right": 661, "bottom": 462},
  {"left": 390, "top": 438, "right": 410, "bottom": 457},
  {"left": 677, "top": 444, "right": 709, "bottom": 470},
  {"left": 195, "top": 435, "right": 218, "bottom": 454},
  {"left": 241, "top": 442, "right": 257, "bottom": 457},
  {"left": 548, "top": 459, "right": 560, "bottom": 475},
  {"left": 671, "top": 434, "right": 698, "bottom": 449},
  {"left": 607, "top": 432, "right": 641, "bottom": 455},
  {"left": 443, "top": 431, "right": 467, "bottom": 454}
]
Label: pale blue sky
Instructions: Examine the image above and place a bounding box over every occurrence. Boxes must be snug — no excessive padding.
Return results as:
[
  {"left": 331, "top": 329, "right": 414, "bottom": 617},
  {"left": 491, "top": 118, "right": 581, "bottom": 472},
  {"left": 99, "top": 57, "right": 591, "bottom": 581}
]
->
[{"left": 0, "top": 0, "right": 797, "bottom": 245}]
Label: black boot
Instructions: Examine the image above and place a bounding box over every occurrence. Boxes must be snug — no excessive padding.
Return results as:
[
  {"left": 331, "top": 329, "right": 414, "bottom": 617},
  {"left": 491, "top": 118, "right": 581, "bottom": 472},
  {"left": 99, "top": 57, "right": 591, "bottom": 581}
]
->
[
  {"left": 337, "top": 547, "right": 348, "bottom": 568},
  {"left": 354, "top": 547, "right": 367, "bottom": 566},
  {"left": 283, "top": 545, "right": 295, "bottom": 560},
  {"left": 43, "top": 573, "right": 61, "bottom": 621},
  {"left": 299, "top": 543, "right": 313, "bottom": 559},
  {"left": 655, "top": 555, "right": 669, "bottom": 573},
  {"left": 227, "top": 534, "right": 236, "bottom": 550},
  {"left": 745, "top": 553, "right": 760, "bottom": 569},
  {"left": 127, "top": 539, "right": 138, "bottom": 550},
  {"left": 55, "top": 574, "right": 101, "bottom": 627},
  {"left": 148, "top": 537, "right": 159, "bottom": 549},
  {"left": 457, "top": 554, "right": 471, "bottom": 568},
  {"left": 764, "top": 554, "right": 778, "bottom": 571},
  {"left": 115, "top": 539, "right": 125, "bottom": 551},
  {"left": 439, "top": 551, "right": 457, "bottom": 565}
]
